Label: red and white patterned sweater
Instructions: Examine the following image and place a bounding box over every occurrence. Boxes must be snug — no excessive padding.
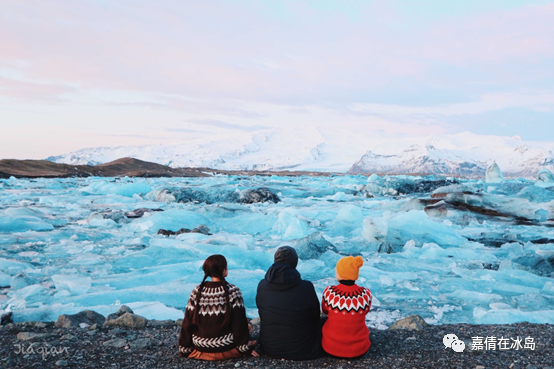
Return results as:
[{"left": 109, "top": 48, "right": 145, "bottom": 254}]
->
[{"left": 321, "top": 283, "right": 372, "bottom": 358}]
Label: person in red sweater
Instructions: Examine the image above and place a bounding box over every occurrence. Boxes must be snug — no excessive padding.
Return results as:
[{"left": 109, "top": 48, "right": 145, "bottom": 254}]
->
[{"left": 321, "top": 256, "right": 372, "bottom": 358}]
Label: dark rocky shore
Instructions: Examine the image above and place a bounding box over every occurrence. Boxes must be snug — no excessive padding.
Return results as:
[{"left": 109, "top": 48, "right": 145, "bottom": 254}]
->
[
  {"left": 1, "top": 308, "right": 553, "bottom": 369},
  {"left": 0, "top": 158, "right": 338, "bottom": 179}
]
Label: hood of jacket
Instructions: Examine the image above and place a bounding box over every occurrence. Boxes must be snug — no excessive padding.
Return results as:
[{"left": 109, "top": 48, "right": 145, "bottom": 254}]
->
[{"left": 264, "top": 262, "right": 302, "bottom": 291}]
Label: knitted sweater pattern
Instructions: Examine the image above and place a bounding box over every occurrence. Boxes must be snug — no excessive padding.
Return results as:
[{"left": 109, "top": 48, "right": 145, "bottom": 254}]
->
[
  {"left": 179, "top": 281, "right": 250, "bottom": 357},
  {"left": 321, "top": 283, "right": 372, "bottom": 357}
]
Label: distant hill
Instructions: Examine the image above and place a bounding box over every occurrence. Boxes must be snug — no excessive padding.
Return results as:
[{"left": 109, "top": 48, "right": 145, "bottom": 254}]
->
[
  {"left": 0, "top": 158, "right": 208, "bottom": 179},
  {"left": 0, "top": 157, "right": 334, "bottom": 179}
]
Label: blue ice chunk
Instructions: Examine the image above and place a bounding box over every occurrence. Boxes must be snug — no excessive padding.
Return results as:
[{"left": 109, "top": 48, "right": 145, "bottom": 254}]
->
[
  {"left": 361, "top": 215, "right": 389, "bottom": 243},
  {"left": 317, "top": 250, "right": 342, "bottom": 268},
  {"left": 511, "top": 254, "right": 554, "bottom": 277},
  {"left": 293, "top": 232, "right": 337, "bottom": 260},
  {"left": 474, "top": 307, "right": 554, "bottom": 324},
  {"left": 81, "top": 180, "right": 152, "bottom": 197},
  {"left": 367, "top": 174, "right": 383, "bottom": 184},
  {"left": 329, "top": 192, "right": 347, "bottom": 201},
  {"left": 535, "top": 209, "right": 549, "bottom": 222},
  {"left": 86, "top": 213, "right": 118, "bottom": 229},
  {"left": 513, "top": 292, "right": 553, "bottom": 310},
  {"left": 0, "top": 216, "right": 54, "bottom": 232},
  {"left": 297, "top": 259, "right": 329, "bottom": 282},
  {"left": 0, "top": 271, "right": 11, "bottom": 286},
  {"left": 386, "top": 210, "right": 466, "bottom": 248},
  {"left": 51, "top": 274, "right": 92, "bottom": 295},
  {"left": 9, "top": 273, "right": 39, "bottom": 290},
  {"left": 5, "top": 284, "right": 51, "bottom": 309},
  {"left": 125, "top": 209, "right": 209, "bottom": 233},
  {"left": 4, "top": 208, "right": 45, "bottom": 218},
  {"left": 484, "top": 182, "right": 528, "bottom": 196},
  {"left": 226, "top": 269, "right": 266, "bottom": 308},
  {"left": 516, "top": 185, "right": 554, "bottom": 203},
  {"left": 208, "top": 210, "right": 277, "bottom": 236},
  {"left": 335, "top": 205, "right": 363, "bottom": 224},
  {"left": 447, "top": 290, "right": 502, "bottom": 302},
  {"left": 273, "top": 210, "right": 309, "bottom": 240},
  {"left": 438, "top": 278, "right": 480, "bottom": 293},
  {"left": 536, "top": 169, "right": 554, "bottom": 188},
  {"left": 542, "top": 282, "right": 554, "bottom": 296},
  {"left": 0, "top": 259, "right": 35, "bottom": 275},
  {"left": 485, "top": 162, "right": 504, "bottom": 183}
]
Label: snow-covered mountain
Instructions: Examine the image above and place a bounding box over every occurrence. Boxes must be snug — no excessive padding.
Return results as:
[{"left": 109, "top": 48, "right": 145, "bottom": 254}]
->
[
  {"left": 348, "top": 133, "right": 554, "bottom": 177},
  {"left": 47, "top": 126, "right": 372, "bottom": 172},
  {"left": 47, "top": 130, "right": 554, "bottom": 177}
]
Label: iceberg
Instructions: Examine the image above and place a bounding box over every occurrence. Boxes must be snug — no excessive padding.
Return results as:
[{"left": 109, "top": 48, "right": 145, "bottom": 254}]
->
[
  {"left": 385, "top": 210, "right": 466, "bottom": 248},
  {"left": 272, "top": 209, "right": 309, "bottom": 240},
  {"left": 485, "top": 162, "right": 504, "bottom": 183},
  {"left": 536, "top": 169, "right": 554, "bottom": 187},
  {"left": 2, "top": 175, "right": 554, "bottom": 327},
  {"left": 51, "top": 274, "right": 92, "bottom": 295}
]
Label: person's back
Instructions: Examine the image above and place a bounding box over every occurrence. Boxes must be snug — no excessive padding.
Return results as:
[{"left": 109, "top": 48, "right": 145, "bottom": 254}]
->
[
  {"left": 321, "top": 256, "right": 371, "bottom": 358},
  {"left": 256, "top": 247, "right": 322, "bottom": 360},
  {"left": 179, "top": 254, "right": 256, "bottom": 360}
]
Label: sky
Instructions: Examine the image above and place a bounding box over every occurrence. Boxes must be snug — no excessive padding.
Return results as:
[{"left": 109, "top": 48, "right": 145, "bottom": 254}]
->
[{"left": 1, "top": 0, "right": 554, "bottom": 159}]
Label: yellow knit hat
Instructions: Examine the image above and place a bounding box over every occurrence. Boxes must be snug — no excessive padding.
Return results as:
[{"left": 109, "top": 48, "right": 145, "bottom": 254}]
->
[{"left": 336, "top": 256, "right": 364, "bottom": 281}]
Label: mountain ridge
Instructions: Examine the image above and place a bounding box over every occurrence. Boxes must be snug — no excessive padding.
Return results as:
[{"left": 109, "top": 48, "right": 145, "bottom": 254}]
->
[
  {"left": 44, "top": 131, "right": 554, "bottom": 178},
  {"left": 0, "top": 158, "right": 337, "bottom": 179}
]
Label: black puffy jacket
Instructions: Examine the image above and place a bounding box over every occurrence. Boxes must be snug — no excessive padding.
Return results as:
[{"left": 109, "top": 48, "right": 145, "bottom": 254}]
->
[{"left": 256, "top": 262, "right": 322, "bottom": 360}]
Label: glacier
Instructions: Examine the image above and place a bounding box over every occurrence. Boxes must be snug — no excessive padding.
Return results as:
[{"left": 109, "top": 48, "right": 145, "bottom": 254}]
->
[
  {"left": 1, "top": 174, "right": 553, "bottom": 329},
  {"left": 47, "top": 131, "right": 554, "bottom": 177}
]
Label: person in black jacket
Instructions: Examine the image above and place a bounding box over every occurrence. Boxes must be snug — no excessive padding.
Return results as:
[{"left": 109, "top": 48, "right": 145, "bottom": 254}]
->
[{"left": 256, "top": 246, "right": 323, "bottom": 360}]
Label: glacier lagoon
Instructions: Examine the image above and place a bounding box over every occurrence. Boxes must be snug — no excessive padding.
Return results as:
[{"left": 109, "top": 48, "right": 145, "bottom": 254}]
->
[{"left": 1, "top": 174, "right": 553, "bottom": 329}]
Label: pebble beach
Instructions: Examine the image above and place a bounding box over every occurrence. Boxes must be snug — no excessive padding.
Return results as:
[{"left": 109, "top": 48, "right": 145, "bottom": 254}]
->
[{"left": 1, "top": 314, "right": 553, "bottom": 369}]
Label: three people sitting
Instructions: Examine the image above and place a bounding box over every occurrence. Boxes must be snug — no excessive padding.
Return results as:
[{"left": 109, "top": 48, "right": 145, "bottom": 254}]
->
[{"left": 179, "top": 249, "right": 372, "bottom": 361}]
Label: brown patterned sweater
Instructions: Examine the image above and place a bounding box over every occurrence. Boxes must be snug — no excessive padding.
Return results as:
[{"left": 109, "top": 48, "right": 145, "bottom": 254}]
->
[{"left": 178, "top": 281, "right": 251, "bottom": 357}]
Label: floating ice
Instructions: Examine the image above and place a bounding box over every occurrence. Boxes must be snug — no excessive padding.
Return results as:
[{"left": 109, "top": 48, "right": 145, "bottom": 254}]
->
[
  {"left": 536, "top": 169, "right": 554, "bottom": 188},
  {"left": 385, "top": 210, "right": 466, "bottom": 248},
  {"left": 2, "top": 175, "right": 554, "bottom": 327},
  {"left": 81, "top": 180, "right": 152, "bottom": 197},
  {"left": 485, "top": 162, "right": 504, "bottom": 183},
  {"left": 362, "top": 176, "right": 459, "bottom": 198},
  {"left": 146, "top": 186, "right": 279, "bottom": 204},
  {"left": 293, "top": 232, "right": 337, "bottom": 259},
  {"left": 51, "top": 274, "right": 92, "bottom": 295},
  {"left": 329, "top": 192, "right": 347, "bottom": 201},
  {"left": 0, "top": 216, "right": 54, "bottom": 232},
  {"left": 335, "top": 204, "right": 363, "bottom": 224},
  {"left": 273, "top": 209, "right": 309, "bottom": 240}
]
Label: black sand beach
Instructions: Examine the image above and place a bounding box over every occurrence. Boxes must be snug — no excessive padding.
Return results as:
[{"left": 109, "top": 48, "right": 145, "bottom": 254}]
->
[{"left": 1, "top": 318, "right": 553, "bottom": 369}]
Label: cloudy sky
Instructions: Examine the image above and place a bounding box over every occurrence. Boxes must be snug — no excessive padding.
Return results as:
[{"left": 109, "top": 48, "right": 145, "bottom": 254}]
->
[{"left": 1, "top": 0, "right": 554, "bottom": 159}]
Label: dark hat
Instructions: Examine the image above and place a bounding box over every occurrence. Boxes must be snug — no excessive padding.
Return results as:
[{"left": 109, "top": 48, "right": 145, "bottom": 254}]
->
[{"left": 274, "top": 246, "right": 298, "bottom": 268}]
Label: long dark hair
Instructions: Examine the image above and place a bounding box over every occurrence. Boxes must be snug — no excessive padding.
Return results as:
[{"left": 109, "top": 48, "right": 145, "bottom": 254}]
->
[{"left": 192, "top": 254, "right": 231, "bottom": 327}]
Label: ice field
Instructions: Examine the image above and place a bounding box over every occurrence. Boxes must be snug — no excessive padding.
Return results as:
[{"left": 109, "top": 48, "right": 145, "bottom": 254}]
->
[{"left": 1, "top": 173, "right": 554, "bottom": 329}]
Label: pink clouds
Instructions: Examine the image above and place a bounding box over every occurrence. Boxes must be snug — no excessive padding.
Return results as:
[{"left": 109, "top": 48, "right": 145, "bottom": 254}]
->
[
  {"left": 0, "top": 1, "right": 423, "bottom": 102},
  {"left": 2, "top": 1, "right": 551, "bottom": 106},
  {"left": 421, "top": 3, "right": 554, "bottom": 65},
  {"left": 0, "top": 0, "right": 553, "bottom": 161},
  {"left": 0, "top": 75, "right": 76, "bottom": 102}
]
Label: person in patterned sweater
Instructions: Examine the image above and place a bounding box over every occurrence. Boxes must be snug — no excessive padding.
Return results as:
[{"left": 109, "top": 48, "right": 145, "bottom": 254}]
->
[
  {"left": 179, "top": 254, "right": 258, "bottom": 360},
  {"left": 321, "top": 256, "right": 372, "bottom": 358}
]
